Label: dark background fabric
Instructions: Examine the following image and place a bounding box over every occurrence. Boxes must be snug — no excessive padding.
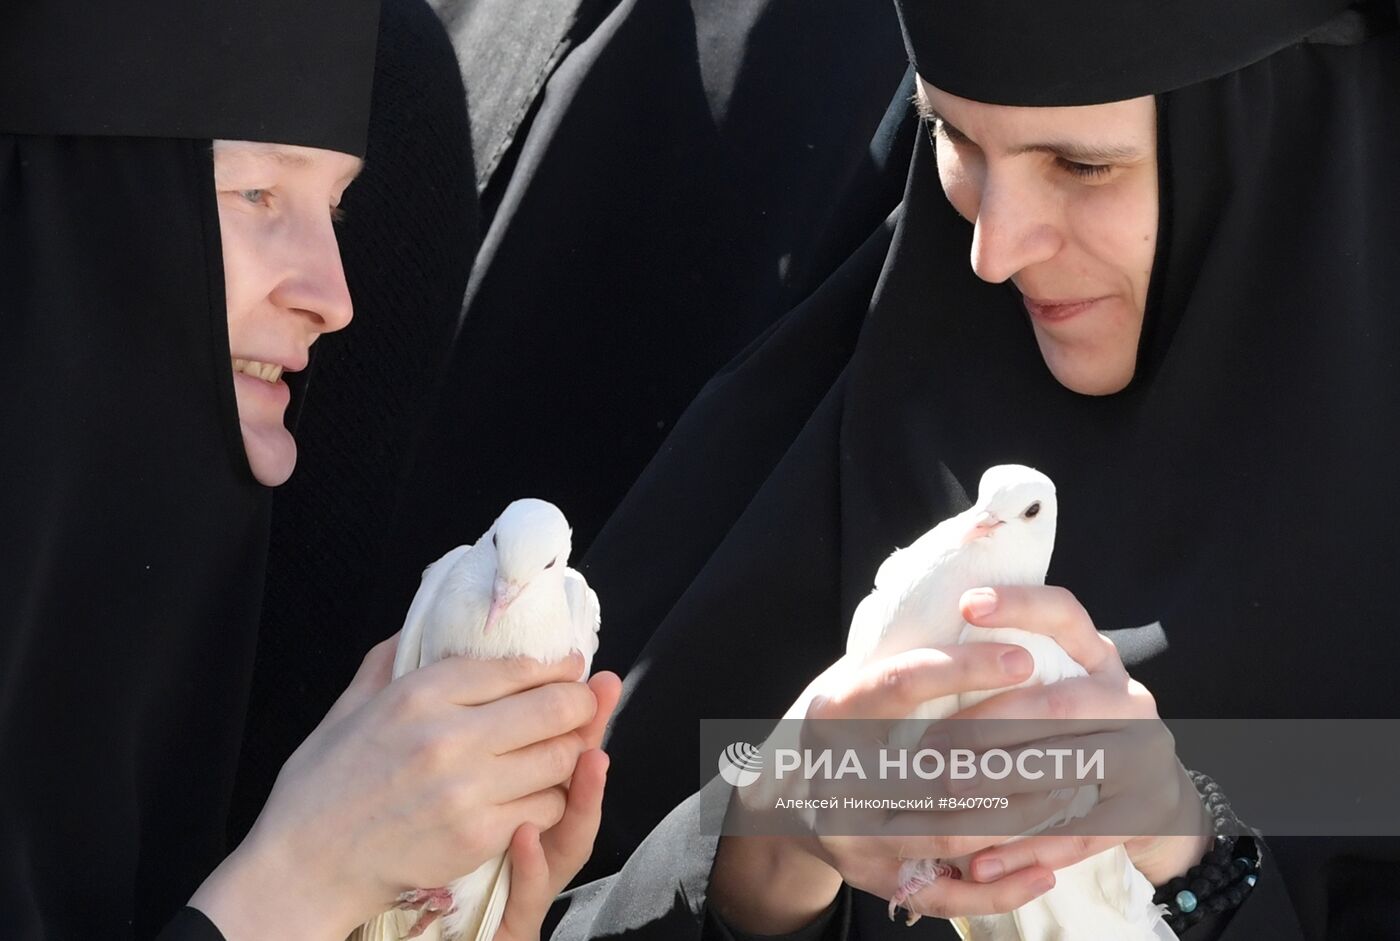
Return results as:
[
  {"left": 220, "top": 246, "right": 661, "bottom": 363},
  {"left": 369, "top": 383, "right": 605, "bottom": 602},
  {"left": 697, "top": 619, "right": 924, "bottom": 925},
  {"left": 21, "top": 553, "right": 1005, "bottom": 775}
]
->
[
  {"left": 0, "top": 136, "right": 271, "bottom": 940},
  {"left": 226, "top": 0, "right": 480, "bottom": 847},
  {"left": 429, "top": 0, "right": 596, "bottom": 190},
  {"left": 366, "top": 0, "right": 915, "bottom": 641},
  {"left": 558, "top": 21, "right": 1400, "bottom": 941}
]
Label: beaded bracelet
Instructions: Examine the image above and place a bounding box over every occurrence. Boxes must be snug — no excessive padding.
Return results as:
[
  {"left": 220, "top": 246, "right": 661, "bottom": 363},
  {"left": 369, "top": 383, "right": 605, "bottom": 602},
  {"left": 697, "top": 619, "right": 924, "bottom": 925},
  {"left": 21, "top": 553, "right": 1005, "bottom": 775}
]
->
[{"left": 1151, "top": 772, "right": 1262, "bottom": 934}]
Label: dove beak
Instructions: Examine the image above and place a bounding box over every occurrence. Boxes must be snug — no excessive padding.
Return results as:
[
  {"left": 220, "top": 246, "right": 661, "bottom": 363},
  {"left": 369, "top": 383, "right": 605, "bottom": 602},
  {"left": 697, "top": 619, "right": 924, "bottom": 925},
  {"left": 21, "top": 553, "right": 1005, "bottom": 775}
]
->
[
  {"left": 484, "top": 577, "right": 523, "bottom": 633},
  {"left": 961, "top": 511, "right": 1005, "bottom": 545}
]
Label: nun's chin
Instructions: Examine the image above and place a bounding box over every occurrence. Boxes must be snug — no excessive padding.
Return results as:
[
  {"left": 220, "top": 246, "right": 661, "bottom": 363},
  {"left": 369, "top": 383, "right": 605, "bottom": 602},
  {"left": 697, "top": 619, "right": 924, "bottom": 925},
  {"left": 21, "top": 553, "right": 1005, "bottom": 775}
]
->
[
  {"left": 1028, "top": 309, "right": 1142, "bottom": 396},
  {"left": 1034, "top": 336, "right": 1137, "bottom": 396},
  {"left": 239, "top": 419, "right": 298, "bottom": 487}
]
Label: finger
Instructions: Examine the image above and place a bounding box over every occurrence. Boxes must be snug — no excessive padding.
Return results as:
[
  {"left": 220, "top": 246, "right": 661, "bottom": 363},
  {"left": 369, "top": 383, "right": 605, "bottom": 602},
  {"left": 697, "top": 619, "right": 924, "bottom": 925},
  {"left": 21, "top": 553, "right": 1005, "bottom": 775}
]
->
[
  {"left": 960, "top": 586, "right": 1123, "bottom": 676},
  {"left": 952, "top": 675, "right": 1138, "bottom": 724},
  {"left": 965, "top": 831, "right": 1127, "bottom": 883},
  {"left": 491, "top": 732, "right": 588, "bottom": 800},
  {"left": 477, "top": 680, "right": 598, "bottom": 753},
  {"left": 579, "top": 673, "right": 622, "bottom": 751},
  {"left": 321, "top": 633, "right": 399, "bottom": 725},
  {"left": 948, "top": 727, "right": 1172, "bottom": 801},
  {"left": 539, "top": 749, "right": 609, "bottom": 880},
  {"left": 963, "top": 791, "right": 1174, "bottom": 881},
  {"left": 817, "top": 645, "right": 1035, "bottom": 722},
  {"left": 904, "top": 863, "right": 1056, "bottom": 918},
  {"left": 879, "top": 791, "right": 1077, "bottom": 858},
  {"left": 495, "top": 825, "right": 549, "bottom": 941},
  {"left": 495, "top": 786, "right": 570, "bottom": 840},
  {"left": 411, "top": 651, "right": 588, "bottom": 707}
]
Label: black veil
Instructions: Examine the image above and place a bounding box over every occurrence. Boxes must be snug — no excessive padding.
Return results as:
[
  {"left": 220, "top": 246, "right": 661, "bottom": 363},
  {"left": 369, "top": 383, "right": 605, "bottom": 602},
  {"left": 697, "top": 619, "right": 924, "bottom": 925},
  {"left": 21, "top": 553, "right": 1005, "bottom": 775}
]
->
[
  {"left": 0, "top": 3, "right": 377, "bottom": 935},
  {"left": 568, "top": 4, "right": 1400, "bottom": 937}
]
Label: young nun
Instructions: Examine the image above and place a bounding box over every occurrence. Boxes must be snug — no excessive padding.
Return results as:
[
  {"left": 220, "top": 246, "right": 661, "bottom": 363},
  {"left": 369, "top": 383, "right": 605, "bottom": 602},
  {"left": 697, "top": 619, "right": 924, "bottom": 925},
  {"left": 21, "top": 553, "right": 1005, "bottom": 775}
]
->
[
  {"left": 0, "top": 2, "right": 615, "bottom": 939},
  {"left": 553, "top": 0, "right": 1400, "bottom": 938}
]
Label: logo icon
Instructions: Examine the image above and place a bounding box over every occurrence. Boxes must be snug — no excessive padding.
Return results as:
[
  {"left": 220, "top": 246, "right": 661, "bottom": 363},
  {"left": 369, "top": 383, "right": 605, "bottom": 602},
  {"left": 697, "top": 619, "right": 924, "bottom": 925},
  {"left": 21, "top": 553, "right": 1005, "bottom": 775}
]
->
[{"left": 718, "top": 741, "right": 763, "bottom": 787}]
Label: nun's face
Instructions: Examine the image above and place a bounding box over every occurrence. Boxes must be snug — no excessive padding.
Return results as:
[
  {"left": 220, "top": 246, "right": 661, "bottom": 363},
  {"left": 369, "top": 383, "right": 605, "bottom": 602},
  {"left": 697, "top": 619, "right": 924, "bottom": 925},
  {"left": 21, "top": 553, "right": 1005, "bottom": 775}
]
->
[
  {"left": 213, "top": 140, "right": 362, "bottom": 486},
  {"left": 917, "top": 79, "right": 1158, "bottom": 395}
]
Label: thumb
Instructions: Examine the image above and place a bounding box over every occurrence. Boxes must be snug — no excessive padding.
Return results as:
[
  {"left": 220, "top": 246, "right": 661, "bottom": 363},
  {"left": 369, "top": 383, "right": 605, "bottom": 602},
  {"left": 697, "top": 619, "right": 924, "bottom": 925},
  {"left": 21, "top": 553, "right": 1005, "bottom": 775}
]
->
[
  {"left": 494, "top": 825, "right": 549, "bottom": 941},
  {"left": 320, "top": 632, "right": 399, "bottom": 727}
]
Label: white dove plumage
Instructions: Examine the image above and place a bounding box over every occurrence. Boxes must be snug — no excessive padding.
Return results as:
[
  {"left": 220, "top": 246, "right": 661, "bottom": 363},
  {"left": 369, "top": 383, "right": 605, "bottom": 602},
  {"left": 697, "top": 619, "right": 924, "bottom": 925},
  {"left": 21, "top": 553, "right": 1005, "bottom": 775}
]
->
[
  {"left": 846, "top": 465, "right": 1171, "bottom": 941},
  {"left": 350, "top": 498, "right": 600, "bottom": 941}
]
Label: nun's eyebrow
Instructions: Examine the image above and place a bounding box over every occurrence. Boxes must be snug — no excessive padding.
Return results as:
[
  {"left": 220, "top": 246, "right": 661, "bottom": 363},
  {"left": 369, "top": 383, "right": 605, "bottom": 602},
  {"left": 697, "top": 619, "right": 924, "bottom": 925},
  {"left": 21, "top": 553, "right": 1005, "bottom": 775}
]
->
[
  {"left": 1007, "top": 139, "right": 1145, "bottom": 163},
  {"left": 252, "top": 148, "right": 313, "bottom": 168},
  {"left": 918, "top": 105, "right": 972, "bottom": 144},
  {"left": 216, "top": 145, "right": 313, "bottom": 169},
  {"left": 921, "top": 105, "right": 1143, "bottom": 164}
]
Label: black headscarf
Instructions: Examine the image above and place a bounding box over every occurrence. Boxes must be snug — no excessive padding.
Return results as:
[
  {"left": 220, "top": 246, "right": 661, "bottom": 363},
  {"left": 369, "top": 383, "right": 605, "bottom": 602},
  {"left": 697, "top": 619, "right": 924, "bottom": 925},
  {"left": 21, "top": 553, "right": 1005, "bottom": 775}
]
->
[
  {"left": 0, "top": 4, "right": 377, "bottom": 937},
  {"left": 573, "top": 2, "right": 1400, "bottom": 937}
]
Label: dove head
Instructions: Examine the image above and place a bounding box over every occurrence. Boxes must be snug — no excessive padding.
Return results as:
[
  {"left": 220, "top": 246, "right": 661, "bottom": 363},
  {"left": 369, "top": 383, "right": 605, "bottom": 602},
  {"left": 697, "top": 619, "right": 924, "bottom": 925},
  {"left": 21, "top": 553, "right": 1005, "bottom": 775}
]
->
[
  {"left": 961, "top": 465, "right": 1058, "bottom": 576},
  {"left": 484, "top": 498, "right": 572, "bottom": 632}
]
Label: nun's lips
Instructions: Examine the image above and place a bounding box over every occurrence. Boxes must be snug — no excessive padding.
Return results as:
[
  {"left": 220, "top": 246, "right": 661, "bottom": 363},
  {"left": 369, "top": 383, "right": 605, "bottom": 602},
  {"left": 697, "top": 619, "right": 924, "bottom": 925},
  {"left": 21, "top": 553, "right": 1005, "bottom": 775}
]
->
[
  {"left": 233, "top": 368, "right": 291, "bottom": 409},
  {"left": 231, "top": 355, "right": 308, "bottom": 385},
  {"left": 1022, "top": 294, "right": 1107, "bottom": 324}
]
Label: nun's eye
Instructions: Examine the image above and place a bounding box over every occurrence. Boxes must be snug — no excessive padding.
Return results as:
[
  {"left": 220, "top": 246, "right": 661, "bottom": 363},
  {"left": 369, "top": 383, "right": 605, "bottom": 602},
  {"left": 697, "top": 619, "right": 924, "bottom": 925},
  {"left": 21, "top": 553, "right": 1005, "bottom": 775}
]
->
[
  {"left": 545, "top": 558, "right": 557, "bottom": 570},
  {"left": 238, "top": 189, "right": 267, "bottom": 205},
  {"left": 1023, "top": 502, "right": 1042, "bottom": 519}
]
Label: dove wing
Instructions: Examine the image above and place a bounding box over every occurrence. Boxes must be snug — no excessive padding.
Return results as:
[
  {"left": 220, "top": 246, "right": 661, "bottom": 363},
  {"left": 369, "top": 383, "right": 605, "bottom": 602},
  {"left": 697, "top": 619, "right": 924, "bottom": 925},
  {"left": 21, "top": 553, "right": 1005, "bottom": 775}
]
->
[
  {"left": 563, "top": 566, "right": 601, "bottom": 678},
  {"left": 393, "top": 543, "right": 474, "bottom": 679},
  {"left": 845, "top": 588, "right": 893, "bottom": 662},
  {"left": 346, "top": 909, "right": 420, "bottom": 941},
  {"left": 849, "top": 517, "right": 966, "bottom": 663},
  {"left": 467, "top": 859, "right": 511, "bottom": 941}
]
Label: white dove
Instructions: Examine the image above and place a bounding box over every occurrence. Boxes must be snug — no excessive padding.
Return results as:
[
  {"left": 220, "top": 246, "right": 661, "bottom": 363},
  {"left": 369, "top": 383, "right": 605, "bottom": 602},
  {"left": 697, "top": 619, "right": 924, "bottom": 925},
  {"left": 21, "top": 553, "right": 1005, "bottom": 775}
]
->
[
  {"left": 350, "top": 498, "right": 601, "bottom": 941},
  {"left": 845, "top": 465, "right": 1171, "bottom": 941}
]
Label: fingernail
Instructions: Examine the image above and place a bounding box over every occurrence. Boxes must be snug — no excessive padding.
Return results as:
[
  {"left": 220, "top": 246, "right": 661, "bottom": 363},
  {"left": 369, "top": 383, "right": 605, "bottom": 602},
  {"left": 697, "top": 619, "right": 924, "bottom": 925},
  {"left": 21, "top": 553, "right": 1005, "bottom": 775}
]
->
[
  {"left": 973, "top": 858, "right": 1004, "bottom": 882},
  {"left": 964, "top": 588, "right": 998, "bottom": 618},
  {"left": 1032, "top": 875, "right": 1055, "bottom": 895},
  {"left": 1000, "top": 648, "right": 1032, "bottom": 675}
]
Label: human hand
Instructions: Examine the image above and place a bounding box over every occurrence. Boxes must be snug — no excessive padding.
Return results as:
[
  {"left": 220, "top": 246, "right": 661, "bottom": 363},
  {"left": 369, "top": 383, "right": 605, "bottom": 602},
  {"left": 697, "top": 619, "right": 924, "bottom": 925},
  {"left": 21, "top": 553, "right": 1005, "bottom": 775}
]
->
[
  {"left": 493, "top": 672, "right": 622, "bottom": 941},
  {"left": 191, "top": 635, "right": 602, "bottom": 941},
  {"left": 945, "top": 586, "right": 1211, "bottom": 888},
  {"left": 710, "top": 645, "right": 1058, "bottom": 933}
]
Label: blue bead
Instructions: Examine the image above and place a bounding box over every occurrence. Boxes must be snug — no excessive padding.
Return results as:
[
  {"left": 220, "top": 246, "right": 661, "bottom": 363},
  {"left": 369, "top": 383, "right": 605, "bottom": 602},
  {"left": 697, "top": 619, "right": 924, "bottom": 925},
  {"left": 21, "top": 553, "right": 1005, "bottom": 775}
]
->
[
  {"left": 1176, "top": 890, "right": 1199, "bottom": 913},
  {"left": 1246, "top": 874, "right": 1257, "bottom": 887}
]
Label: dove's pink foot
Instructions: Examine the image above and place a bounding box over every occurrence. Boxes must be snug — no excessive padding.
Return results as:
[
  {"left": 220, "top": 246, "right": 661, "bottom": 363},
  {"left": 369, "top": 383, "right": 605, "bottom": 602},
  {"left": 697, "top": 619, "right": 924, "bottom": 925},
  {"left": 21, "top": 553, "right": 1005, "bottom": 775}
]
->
[
  {"left": 396, "top": 887, "right": 457, "bottom": 937},
  {"left": 888, "top": 858, "right": 961, "bottom": 926}
]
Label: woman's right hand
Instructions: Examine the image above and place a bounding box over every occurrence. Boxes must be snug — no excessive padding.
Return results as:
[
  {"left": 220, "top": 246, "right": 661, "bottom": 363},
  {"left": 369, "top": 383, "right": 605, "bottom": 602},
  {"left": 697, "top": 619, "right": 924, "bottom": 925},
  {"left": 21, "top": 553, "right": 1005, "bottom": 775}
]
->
[
  {"left": 708, "top": 644, "right": 1058, "bottom": 933},
  {"left": 191, "top": 635, "right": 601, "bottom": 941}
]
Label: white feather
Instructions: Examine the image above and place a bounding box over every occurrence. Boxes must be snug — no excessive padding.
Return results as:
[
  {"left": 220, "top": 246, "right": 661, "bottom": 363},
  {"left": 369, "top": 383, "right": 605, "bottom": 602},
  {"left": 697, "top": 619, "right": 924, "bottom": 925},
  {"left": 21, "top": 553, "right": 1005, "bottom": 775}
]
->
[
  {"left": 846, "top": 466, "right": 1170, "bottom": 940},
  {"left": 349, "top": 499, "right": 599, "bottom": 941}
]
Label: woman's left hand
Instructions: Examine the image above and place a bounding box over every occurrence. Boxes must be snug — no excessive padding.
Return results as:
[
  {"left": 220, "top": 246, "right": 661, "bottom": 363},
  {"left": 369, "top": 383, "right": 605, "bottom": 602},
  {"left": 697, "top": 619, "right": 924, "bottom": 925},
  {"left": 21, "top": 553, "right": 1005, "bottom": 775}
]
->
[
  {"left": 493, "top": 671, "right": 622, "bottom": 941},
  {"left": 942, "top": 585, "right": 1211, "bottom": 887}
]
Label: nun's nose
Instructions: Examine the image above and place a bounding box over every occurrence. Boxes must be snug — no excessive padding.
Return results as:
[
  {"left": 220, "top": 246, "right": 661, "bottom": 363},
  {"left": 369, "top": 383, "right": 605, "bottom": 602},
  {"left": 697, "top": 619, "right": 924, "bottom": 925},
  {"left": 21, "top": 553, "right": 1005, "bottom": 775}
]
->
[
  {"left": 272, "top": 218, "right": 354, "bottom": 334},
  {"left": 969, "top": 174, "right": 1061, "bottom": 285}
]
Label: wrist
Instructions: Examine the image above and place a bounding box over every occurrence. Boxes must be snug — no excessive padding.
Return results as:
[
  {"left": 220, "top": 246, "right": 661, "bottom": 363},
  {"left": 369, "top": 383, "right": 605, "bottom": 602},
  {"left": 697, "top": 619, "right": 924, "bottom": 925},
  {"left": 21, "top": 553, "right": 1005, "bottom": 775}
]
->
[
  {"left": 1129, "top": 831, "right": 1213, "bottom": 887},
  {"left": 1128, "top": 766, "right": 1214, "bottom": 885},
  {"left": 710, "top": 834, "right": 842, "bottom": 934},
  {"left": 190, "top": 825, "right": 361, "bottom": 941}
]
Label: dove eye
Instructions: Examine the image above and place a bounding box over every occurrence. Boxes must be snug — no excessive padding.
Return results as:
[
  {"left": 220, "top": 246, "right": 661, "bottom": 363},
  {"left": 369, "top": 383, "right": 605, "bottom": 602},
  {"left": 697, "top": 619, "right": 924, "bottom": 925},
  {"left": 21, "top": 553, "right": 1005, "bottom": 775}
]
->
[
  {"left": 1023, "top": 502, "right": 1042, "bottom": 520},
  {"left": 492, "top": 533, "right": 498, "bottom": 549},
  {"left": 545, "top": 558, "right": 557, "bottom": 570}
]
